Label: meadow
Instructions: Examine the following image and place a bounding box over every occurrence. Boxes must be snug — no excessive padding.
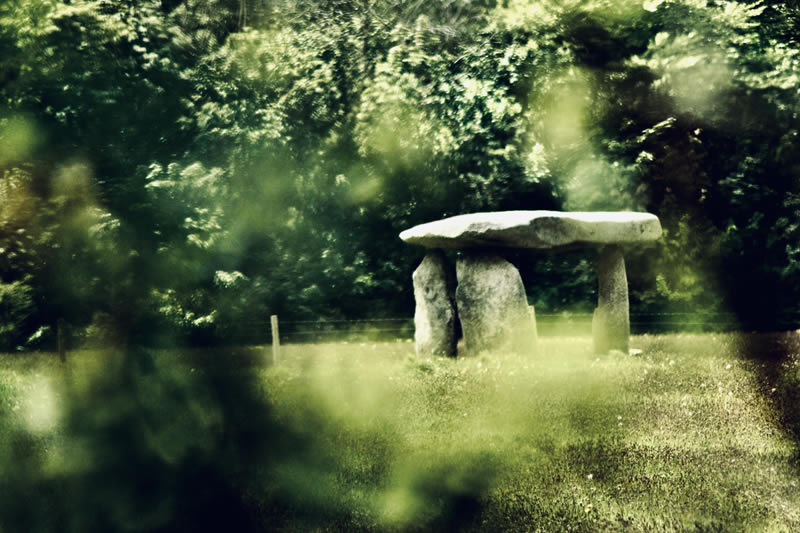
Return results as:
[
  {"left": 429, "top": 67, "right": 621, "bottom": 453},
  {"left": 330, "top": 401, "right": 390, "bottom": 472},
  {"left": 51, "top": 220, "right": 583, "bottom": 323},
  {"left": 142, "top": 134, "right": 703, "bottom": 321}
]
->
[{"left": 1, "top": 333, "right": 800, "bottom": 532}]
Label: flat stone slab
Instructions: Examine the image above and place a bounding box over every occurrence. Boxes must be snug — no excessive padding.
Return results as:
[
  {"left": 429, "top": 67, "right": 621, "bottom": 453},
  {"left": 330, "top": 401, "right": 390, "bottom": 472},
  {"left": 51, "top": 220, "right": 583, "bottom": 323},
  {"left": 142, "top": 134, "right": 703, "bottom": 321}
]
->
[{"left": 400, "top": 211, "right": 662, "bottom": 251}]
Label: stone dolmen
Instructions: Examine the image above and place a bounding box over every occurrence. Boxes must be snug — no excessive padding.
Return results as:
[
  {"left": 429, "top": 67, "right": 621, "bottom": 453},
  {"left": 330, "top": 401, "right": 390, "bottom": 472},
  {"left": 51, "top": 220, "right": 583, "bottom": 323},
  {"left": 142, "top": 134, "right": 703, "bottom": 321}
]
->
[{"left": 399, "top": 211, "right": 662, "bottom": 356}]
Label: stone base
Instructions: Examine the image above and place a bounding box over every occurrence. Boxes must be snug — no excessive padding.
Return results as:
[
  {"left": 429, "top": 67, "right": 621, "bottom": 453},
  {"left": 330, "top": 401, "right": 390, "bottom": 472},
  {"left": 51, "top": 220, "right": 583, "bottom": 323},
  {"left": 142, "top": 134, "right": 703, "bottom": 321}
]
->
[
  {"left": 592, "top": 245, "right": 630, "bottom": 354},
  {"left": 413, "top": 250, "right": 457, "bottom": 357},
  {"left": 455, "top": 251, "right": 537, "bottom": 355}
]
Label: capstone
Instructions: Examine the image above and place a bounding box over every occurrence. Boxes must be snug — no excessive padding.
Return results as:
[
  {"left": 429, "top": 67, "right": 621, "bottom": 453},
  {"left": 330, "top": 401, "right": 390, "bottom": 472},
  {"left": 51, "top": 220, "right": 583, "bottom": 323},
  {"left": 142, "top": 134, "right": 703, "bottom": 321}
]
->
[{"left": 400, "top": 210, "right": 661, "bottom": 251}]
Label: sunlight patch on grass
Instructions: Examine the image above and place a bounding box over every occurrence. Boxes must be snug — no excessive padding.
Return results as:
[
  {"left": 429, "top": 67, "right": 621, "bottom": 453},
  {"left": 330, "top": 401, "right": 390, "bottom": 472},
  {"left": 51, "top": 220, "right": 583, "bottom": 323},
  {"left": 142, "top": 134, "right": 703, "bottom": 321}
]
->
[{"left": 262, "top": 334, "right": 800, "bottom": 530}]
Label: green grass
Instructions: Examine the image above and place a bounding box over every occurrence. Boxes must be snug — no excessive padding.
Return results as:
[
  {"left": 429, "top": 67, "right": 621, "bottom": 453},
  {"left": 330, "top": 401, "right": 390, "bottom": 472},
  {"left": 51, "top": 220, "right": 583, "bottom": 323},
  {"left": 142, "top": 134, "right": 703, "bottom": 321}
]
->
[{"left": 2, "top": 334, "right": 800, "bottom": 532}]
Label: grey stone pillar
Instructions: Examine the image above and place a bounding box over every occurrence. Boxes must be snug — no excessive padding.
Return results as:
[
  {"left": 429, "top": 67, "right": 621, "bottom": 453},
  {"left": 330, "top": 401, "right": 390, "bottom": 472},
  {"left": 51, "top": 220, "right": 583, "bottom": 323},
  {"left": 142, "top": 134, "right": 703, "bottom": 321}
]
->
[
  {"left": 593, "top": 245, "right": 630, "bottom": 354},
  {"left": 413, "top": 250, "right": 457, "bottom": 357},
  {"left": 455, "top": 251, "right": 537, "bottom": 355}
]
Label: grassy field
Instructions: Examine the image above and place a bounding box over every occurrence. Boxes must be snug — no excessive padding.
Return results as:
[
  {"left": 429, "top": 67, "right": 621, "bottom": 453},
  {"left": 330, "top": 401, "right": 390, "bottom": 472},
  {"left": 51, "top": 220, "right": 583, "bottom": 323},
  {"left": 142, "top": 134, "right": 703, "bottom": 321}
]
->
[{"left": 1, "top": 333, "right": 800, "bottom": 532}]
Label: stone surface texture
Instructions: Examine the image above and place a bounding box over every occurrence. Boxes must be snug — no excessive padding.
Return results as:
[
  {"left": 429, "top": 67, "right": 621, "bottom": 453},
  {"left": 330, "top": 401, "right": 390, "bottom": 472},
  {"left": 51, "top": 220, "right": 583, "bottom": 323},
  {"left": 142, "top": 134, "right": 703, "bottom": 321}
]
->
[
  {"left": 413, "top": 250, "right": 457, "bottom": 357},
  {"left": 400, "top": 210, "right": 662, "bottom": 251},
  {"left": 592, "top": 245, "right": 630, "bottom": 354},
  {"left": 455, "top": 252, "right": 536, "bottom": 355}
]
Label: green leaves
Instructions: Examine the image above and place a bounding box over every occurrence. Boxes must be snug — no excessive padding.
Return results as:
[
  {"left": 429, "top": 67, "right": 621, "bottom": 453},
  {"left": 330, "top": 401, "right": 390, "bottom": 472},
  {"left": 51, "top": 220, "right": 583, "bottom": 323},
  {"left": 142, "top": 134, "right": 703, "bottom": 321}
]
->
[
  {"left": 0, "top": 279, "right": 34, "bottom": 350},
  {"left": 1, "top": 0, "right": 799, "bottom": 340}
]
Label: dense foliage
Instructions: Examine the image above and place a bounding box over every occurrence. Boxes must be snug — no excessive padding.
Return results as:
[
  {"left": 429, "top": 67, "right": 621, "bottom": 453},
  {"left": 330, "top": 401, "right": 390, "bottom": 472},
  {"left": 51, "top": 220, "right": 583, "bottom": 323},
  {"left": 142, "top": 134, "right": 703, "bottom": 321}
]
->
[{"left": 1, "top": 0, "right": 799, "bottom": 348}]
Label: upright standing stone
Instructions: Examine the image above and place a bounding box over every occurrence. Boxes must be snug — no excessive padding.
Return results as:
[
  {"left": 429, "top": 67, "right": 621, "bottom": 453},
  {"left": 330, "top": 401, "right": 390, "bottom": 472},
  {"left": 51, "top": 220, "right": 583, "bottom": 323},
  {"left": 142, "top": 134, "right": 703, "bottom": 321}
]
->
[
  {"left": 456, "top": 251, "right": 537, "bottom": 355},
  {"left": 413, "top": 250, "right": 457, "bottom": 357},
  {"left": 593, "top": 245, "right": 629, "bottom": 354}
]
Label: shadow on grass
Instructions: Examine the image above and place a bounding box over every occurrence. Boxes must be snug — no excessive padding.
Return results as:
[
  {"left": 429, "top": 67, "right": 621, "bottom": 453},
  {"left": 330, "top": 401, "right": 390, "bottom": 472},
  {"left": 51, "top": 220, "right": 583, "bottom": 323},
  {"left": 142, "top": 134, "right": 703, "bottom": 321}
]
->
[
  {"left": 736, "top": 331, "right": 800, "bottom": 464},
  {"left": 0, "top": 346, "right": 307, "bottom": 533},
  {"left": 0, "top": 344, "right": 499, "bottom": 532}
]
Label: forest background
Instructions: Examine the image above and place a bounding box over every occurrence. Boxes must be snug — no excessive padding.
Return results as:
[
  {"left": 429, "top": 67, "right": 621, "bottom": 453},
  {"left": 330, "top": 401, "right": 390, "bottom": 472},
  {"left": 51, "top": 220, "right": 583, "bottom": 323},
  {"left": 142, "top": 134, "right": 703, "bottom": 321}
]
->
[{"left": 1, "top": 0, "right": 799, "bottom": 350}]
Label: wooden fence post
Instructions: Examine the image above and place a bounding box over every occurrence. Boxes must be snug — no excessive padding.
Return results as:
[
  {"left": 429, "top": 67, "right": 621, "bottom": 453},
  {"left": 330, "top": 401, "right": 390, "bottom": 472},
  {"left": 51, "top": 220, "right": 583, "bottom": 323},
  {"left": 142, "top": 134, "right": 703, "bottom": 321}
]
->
[
  {"left": 57, "top": 318, "right": 67, "bottom": 363},
  {"left": 271, "top": 314, "right": 280, "bottom": 364}
]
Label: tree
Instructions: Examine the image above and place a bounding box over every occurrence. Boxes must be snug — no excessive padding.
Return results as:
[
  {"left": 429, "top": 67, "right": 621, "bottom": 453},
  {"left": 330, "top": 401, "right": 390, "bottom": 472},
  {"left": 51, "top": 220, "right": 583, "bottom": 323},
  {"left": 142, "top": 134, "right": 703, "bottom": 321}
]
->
[{"left": 2, "top": 0, "right": 800, "bottom": 347}]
